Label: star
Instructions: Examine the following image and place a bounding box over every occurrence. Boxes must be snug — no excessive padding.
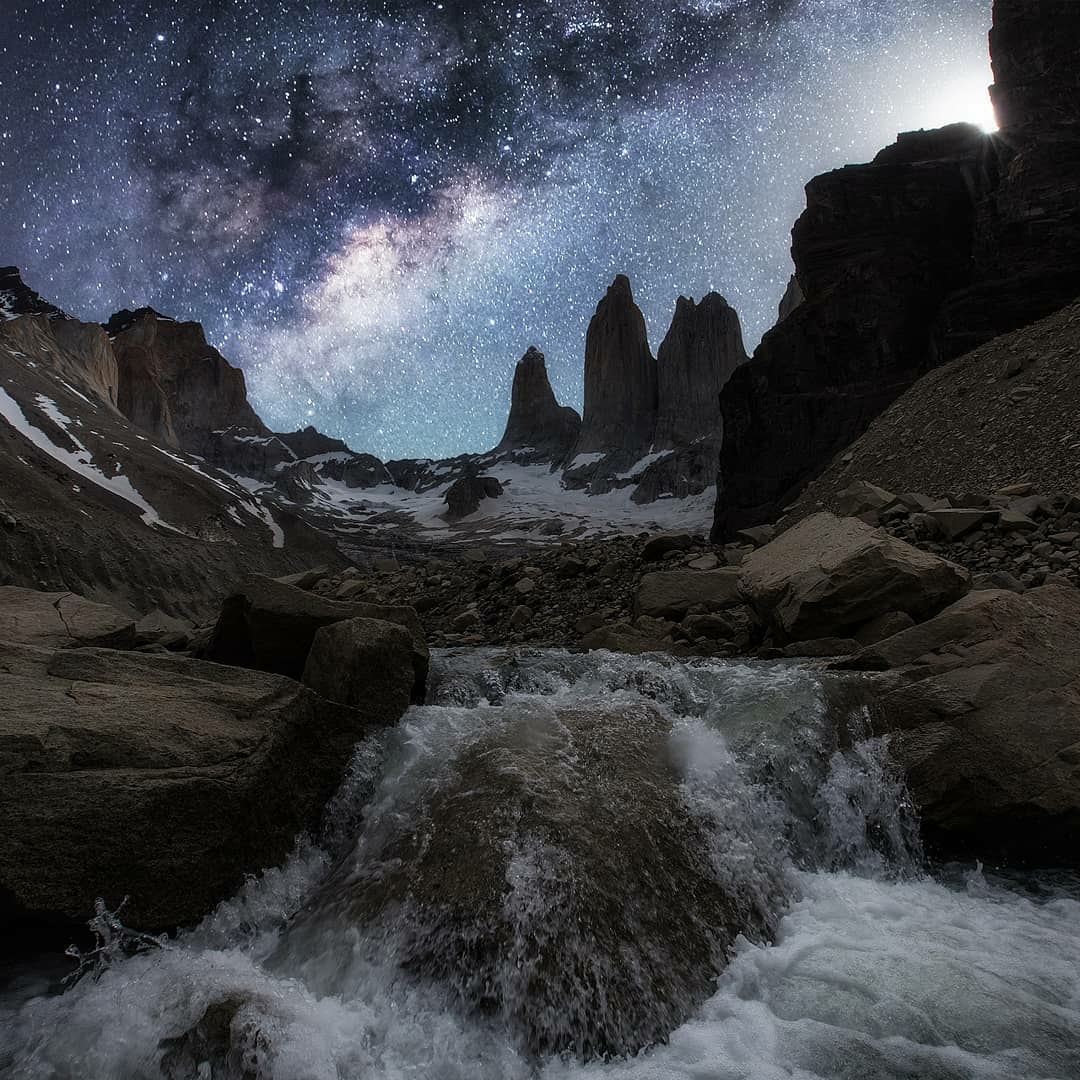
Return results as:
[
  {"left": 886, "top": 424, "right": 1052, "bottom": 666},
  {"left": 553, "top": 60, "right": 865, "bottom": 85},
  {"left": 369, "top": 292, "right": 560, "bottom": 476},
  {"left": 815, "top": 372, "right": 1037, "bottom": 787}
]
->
[{"left": 0, "top": 0, "right": 995, "bottom": 458}]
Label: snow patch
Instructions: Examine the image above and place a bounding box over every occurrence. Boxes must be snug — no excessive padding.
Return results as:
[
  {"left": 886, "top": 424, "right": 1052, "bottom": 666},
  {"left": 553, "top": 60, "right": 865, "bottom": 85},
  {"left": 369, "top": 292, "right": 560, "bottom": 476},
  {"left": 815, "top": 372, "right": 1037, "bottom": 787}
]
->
[
  {"left": 615, "top": 449, "right": 673, "bottom": 480},
  {"left": 566, "top": 451, "right": 606, "bottom": 471},
  {"left": 0, "top": 387, "right": 180, "bottom": 532}
]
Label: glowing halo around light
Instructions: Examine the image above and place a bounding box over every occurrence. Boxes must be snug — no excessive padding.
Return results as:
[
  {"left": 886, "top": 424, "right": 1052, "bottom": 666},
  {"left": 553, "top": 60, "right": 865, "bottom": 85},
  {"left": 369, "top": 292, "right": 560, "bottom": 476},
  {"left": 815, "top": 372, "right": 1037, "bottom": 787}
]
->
[{"left": 919, "top": 75, "right": 999, "bottom": 132}]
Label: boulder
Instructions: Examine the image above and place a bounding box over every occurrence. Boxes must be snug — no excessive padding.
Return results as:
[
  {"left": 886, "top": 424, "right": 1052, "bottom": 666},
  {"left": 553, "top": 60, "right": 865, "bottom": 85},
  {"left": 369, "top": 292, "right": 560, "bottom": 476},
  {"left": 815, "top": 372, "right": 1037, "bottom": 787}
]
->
[
  {"left": 997, "top": 509, "right": 1039, "bottom": 532},
  {"left": 302, "top": 617, "right": 418, "bottom": 715},
  {"left": 973, "top": 570, "right": 1027, "bottom": 593},
  {"left": 780, "top": 637, "right": 861, "bottom": 659},
  {"left": 740, "top": 513, "right": 970, "bottom": 643},
  {"left": 681, "top": 612, "right": 737, "bottom": 641},
  {"left": 642, "top": 533, "right": 694, "bottom": 561},
  {"left": 843, "top": 586, "right": 1080, "bottom": 862},
  {"left": 734, "top": 525, "right": 776, "bottom": 549},
  {"left": 835, "top": 480, "right": 897, "bottom": 518},
  {"left": 443, "top": 474, "right": 503, "bottom": 521},
  {"left": 688, "top": 553, "right": 719, "bottom": 570},
  {"left": 0, "top": 641, "right": 411, "bottom": 931},
  {"left": 925, "top": 508, "right": 996, "bottom": 540},
  {"left": 275, "top": 703, "right": 778, "bottom": 1059},
  {"left": 203, "top": 575, "right": 428, "bottom": 698},
  {"left": 274, "top": 566, "right": 330, "bottom": 590},
  {"left": 635, "top": 568, "right": 744, "bottom": 620},
  {"left": 579, "top": 621, "right": 681, "bottom": 656},
  {"left": 0, "top": 586, "right": 135, "bottom": 650},
  {"left": 509, "top": 605, "right": 533, "bottom": 629},
  {"left": 853, "top": 610, "right": 916, "bottom": 646}
]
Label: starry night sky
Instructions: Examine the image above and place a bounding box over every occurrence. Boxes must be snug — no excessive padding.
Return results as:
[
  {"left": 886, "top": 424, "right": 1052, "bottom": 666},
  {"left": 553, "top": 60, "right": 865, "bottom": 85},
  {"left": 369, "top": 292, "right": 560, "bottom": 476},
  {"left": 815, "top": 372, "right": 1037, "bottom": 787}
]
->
[{"left": 1, "top": 0, "right": 995, "bottom": 459}]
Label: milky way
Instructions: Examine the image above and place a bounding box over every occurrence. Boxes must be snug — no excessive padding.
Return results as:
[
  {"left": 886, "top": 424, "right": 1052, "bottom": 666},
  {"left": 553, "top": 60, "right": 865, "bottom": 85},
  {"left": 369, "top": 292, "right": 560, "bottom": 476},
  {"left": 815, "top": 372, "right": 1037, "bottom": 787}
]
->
[{"left": 1, "top": 0, "right": 994, "bottom": 458}]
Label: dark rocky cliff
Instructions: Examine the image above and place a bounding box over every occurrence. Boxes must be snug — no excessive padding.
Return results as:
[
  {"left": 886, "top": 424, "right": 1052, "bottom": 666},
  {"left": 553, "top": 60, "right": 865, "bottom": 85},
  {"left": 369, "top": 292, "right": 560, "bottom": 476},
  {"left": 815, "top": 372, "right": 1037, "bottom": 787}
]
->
[
  {"left": 654, "top": 293, "right": 747, "bottom": 449},
  {"left": 496, "top": 346, "right": 580, "bottom": 458},
  {"left": 714, "top": 124, "right": 989, "bottom": 536},
  {"left": 712, "top": 0, "right": 1080, "bottom": 539},
  {"left": 106, "top": 309, "right": 269, "bottom": 456},
  {"left": 575, "top": 275, "right": 657, "bottom": 453}
]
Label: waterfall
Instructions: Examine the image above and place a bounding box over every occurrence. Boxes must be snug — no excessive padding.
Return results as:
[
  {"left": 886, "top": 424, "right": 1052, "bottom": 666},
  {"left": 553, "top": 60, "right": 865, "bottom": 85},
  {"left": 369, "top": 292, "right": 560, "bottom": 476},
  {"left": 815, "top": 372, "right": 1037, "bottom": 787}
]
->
[{"left": 2, "top": 650, "right": 1078, "bottom": 1079}]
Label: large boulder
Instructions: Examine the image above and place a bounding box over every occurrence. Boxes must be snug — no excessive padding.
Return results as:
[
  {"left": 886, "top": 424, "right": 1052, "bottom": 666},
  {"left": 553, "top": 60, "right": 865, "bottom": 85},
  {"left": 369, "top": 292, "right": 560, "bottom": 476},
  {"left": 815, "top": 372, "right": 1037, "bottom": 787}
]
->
[
  {"left": 203, "top": 575, "right": 428, "bottom": 698},
  {"left": 302, "top": 617, "right": 417, "bottom": 714},
  {"left": 443, "top": 473, "right": 502, "bottom": 521},
  {"left": 0, "top": 636, "right": 414, "bottom": 931},
  {"left": 275, "top": 702, "right": 778, "bottom": 1060},
  {"left": 634, "top": 568, "right": 744, "bottom": 620},
  {"left": 740, "top": 513, "right": 970, "bottom": 643},
  {"left": 0, "top": 586, "right": 135, "bottom": 650},
  {"left": 843, "top": 585, "right": 1080, "bottom": 862}
]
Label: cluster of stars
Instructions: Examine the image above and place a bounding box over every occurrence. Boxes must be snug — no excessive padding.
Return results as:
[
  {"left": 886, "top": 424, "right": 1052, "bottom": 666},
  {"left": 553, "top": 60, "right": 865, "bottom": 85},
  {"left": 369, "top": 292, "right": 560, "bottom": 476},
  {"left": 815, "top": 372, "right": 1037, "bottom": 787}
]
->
[{"left": 1, "top": 0, "right": 994, "bottom": 458}]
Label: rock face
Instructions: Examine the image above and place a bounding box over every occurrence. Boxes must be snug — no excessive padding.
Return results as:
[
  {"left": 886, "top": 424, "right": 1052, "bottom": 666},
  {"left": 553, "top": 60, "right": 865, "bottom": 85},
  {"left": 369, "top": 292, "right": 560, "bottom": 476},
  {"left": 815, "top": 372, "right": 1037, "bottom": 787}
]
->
[
  {"left": 277, "top": 702, "right": 777, "bottom": 1060},
  {"left": 496, "top": 346, "right": 581, "bottom": 457},
  {"left": 714, "top": 124, "right": 990, "bottom": 537},
  {"left": 0, "top": 641, "right": 414, "bottom": 931},
  {"left": 940, "top": 0, "right": 1080, "bottom": 354},
  {"left": 714, "top": 2, "right": 1080, "bottom": 539},
  {"left": 203, "top": 574, "right": 428, "bottom": 698},
  {"left": 844, "top": 585, "right": 1080, "bottom": 862},
  {"left": 0, "top": 313, "right": 119, "bottom": 410},
  {"left": 275, "top": 425, "right": 350, "bottom": 459},
  {"left": 575, "top": 276, "right": 657, "bottom": 453},
  {"left": 654, "top": 293, "right": 747, "bottom": 449},
  {"left": 106, "top": 309, "right": 267, "bottom": 456},
  {"left": 740, "top": 513, "right": 971, "bottom": 643}
]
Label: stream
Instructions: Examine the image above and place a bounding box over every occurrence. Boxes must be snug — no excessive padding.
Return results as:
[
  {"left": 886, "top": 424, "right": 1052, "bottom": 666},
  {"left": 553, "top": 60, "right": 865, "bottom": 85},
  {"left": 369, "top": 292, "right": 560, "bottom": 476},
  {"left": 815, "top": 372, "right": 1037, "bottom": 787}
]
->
[{"left": 2, "top": 648, "right": 1078, "bottom": 1079}]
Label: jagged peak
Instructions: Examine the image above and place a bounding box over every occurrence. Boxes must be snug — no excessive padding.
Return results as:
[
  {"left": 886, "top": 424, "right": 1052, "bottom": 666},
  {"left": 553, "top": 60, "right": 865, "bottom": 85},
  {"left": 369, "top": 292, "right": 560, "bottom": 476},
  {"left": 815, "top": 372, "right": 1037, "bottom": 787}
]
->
[
  {"left": 0, "top": 266, "right": 68, "bottom": 321},
  {"left": 103, "top": 307, "right": 180, "bottom": 337}
]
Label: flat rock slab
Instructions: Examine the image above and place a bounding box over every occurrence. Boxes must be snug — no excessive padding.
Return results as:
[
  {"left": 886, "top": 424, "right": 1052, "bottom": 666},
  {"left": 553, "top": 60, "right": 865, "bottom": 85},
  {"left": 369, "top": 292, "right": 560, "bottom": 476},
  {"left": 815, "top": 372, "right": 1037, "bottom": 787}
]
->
[
  {"left": 0, "top": 586, "right": 135, "bottom": 650},
  {"left": 925, "top": 508, "right": 996, "bottom": 539}
]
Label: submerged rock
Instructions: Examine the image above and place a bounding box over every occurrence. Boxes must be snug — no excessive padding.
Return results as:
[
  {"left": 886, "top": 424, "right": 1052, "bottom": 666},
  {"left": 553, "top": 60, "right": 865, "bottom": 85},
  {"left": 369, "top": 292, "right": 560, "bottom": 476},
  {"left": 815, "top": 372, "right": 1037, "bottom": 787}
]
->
[{"left": 275, "top": 702, "right": 780, "bottom": 1060}]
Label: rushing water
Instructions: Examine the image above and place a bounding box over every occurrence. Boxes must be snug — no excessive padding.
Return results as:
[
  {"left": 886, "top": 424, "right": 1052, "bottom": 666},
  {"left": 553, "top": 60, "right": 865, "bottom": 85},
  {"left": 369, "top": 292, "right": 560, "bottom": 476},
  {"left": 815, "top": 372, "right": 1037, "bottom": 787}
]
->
[{"left": 2, "top": 649, "right": 1078, "bottom": 1079}]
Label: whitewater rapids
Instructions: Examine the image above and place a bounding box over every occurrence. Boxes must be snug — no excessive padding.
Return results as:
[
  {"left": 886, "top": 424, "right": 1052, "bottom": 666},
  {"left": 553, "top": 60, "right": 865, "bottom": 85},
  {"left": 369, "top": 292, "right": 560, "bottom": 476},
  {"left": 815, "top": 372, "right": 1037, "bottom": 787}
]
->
[{"left": 1, "top": 649, "right": 1077, "bottom": 1079}]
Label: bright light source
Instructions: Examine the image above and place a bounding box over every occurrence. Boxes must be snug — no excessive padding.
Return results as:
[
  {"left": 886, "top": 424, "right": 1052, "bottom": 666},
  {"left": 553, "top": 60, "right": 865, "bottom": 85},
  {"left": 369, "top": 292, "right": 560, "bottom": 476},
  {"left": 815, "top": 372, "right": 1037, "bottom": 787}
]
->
[{"left": 921, "top": 76, "right": 998, "bottom": 133}]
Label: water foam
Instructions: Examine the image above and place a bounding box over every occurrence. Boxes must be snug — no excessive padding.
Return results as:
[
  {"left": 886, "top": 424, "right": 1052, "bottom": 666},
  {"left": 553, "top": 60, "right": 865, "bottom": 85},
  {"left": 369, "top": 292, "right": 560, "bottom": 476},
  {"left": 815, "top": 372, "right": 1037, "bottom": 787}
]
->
[{"left": 2, "top": 650, "right": 1077, "bottom": 1079}]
